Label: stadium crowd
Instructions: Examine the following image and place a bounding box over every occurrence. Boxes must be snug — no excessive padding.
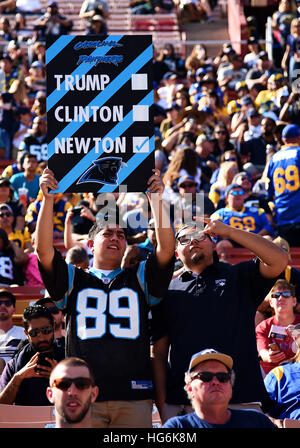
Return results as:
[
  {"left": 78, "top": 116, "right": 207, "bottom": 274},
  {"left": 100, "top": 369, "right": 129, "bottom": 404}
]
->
[{"left": 0, "top": 0, "right": 299, "bottom": 430}]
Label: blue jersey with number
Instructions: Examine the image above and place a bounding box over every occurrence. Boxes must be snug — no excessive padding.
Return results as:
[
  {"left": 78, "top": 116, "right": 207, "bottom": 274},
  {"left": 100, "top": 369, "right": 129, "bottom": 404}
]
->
[
  {"left": 211, "top": 205, "right": 273, "bottom": 236},
  {"left": 39, "top": 249, "right": 174, "bottom": 401},
  {"left": 266, "top": 144, "right": 300, "bottom": 226}
]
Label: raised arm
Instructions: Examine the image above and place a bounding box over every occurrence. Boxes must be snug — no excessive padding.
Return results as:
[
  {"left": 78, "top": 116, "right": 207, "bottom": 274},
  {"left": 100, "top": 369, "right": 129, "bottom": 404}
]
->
[
  {"left": 203, "top": 218, "right": 289, "bottom": 278},
  {"left": 146, "top": 169, "right": 175, "bottom": 269},
  {"left": 35, "top": 168, "right": 58, "bottom": 272}
]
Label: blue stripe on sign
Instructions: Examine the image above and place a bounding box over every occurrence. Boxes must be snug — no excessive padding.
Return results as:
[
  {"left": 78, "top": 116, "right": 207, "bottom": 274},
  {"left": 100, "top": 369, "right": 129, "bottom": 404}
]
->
[
  {"left": 46, "top": 35, "right": 76, "bottom": 65},
  {"left": 47, "top": 35, "right": 124, "bottom": 112},
  {"left": 98, "top": 135, "right": 155, "bottom": 193},
  {"left": 52, "top": 90, "right": 153, "bottom": 193},
  {"left": 47, "top": 43, "right": 153, "bottom": 160}
]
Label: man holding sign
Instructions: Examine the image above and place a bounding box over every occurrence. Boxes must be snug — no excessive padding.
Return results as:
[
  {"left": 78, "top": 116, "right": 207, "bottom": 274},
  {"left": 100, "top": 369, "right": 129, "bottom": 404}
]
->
[{"left": 36, "top": 168, "right": 175, "bottom": 428}]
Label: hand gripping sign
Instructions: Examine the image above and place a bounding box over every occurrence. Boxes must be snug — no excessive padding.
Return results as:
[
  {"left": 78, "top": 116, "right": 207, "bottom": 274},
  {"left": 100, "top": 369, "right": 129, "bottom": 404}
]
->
[{"left": 46, "top": 35, "right": 154, "bottom": 193}]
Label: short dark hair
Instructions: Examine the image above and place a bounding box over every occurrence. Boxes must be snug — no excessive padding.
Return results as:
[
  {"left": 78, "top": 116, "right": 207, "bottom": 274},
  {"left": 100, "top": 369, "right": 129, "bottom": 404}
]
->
[
  {"left": 51, "top": 357, "right": 96, "bottom": 386},
  {"left": 0, "top": 289, "right": 16, "bottom": 306},
  {"left": 65, "top": 246, "right": 89, "bottom": 265},
  {"left": 23, "top": 304, "right": 54, "bottom": 331},
  {"left": 35, "top": 298, "right": 56, "bottom": 307},
  {"left": 24, "top": 153, "right": 37, "bottom": 161},
  {"left": 270, "top": 279, "right": 296, "bottom": 297},
  {"left": 88, "top": 222, "right": 126, "bottom": 241}
]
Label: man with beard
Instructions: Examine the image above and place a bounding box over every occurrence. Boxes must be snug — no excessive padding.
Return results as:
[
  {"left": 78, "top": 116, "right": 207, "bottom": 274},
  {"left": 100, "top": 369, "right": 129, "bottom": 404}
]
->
[
  {"left": 0, "top": 305, "right": 64, "bottom": 405},
  {"left": 0, "top": 290, "right": 26, "bottom": 372},
  {"left": 35, "top": 298, "right": 65, "bottom": 341},
  {"left": 46, "top": 357, "right": 98, "bottom": 428},
  {"left": 19, "top": 117, "right": 47, "bottom": 163},
  {"left": 151, "top": 219, "right": 288, "bottom": 424}
]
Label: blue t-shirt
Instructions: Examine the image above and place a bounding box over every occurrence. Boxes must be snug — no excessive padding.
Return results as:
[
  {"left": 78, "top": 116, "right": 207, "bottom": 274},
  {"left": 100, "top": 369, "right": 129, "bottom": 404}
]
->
[
  {"left": 10, "top": 173, "right": 40, "bottom": 202},
  {"left": 163, "top": 409, "right": 276, "bottom": 428}
]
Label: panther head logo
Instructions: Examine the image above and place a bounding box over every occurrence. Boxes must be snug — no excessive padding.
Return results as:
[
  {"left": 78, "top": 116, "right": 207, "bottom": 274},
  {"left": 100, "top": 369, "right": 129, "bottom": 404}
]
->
[{"left": 77, "top": 157, "right": 127, "bottom": 186}]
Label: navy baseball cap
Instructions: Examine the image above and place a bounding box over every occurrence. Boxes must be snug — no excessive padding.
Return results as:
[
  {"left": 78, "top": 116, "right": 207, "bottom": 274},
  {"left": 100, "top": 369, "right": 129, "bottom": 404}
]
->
[
  {"left": 177, "top": 175, "right": 198, "bottom": 187},
  {"left": 225, "top": 183, "right": 244, "bottom": 197},
  {"left": 246, "top": 108, "right": 259, "bottom": 117},
  {"left": 188, "top": 349, "right": 233, "bottom": 372},
  {"left": 282, "top": 124, "right": 300, "bottom": 139},
  {"left": 240, "top": 96, "right": 253, "bottom": 106},
  {"left": 196, "top": 67, "right": 206, "bottom": 77}
]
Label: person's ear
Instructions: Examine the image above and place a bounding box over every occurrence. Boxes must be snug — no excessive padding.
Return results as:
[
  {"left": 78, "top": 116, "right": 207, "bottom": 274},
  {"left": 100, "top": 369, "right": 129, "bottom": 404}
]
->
[
  {"left": 46, "top": 387, "right": 54, "bottom": 404},
  {"left": 86, "top": 239, "right": 94, "bottom": 252},
  {"left": 91, "top": 386, "right": 99, "bottom": 403}
]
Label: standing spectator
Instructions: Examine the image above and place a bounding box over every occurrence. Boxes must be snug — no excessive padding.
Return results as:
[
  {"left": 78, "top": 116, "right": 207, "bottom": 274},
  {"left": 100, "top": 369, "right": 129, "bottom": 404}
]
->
[
  {"left": 19, "top": 116, "right": 47, "bottom": 162},
  {"left": 256, "top": 279, "right": 300, "bottom": 376},
  {"left": 10, "top": 153, "right": 40, "bottom": 204},
  {"left": 0, "top": 289, "right": 26, "bottom": 371},
  {"left": 34, "top": 1, "right": 73, "bottom": 41},
  {"left": 0, "top": 305, "right": 64, "bottom": 405},
  {"left": 46, "top": 357, "right": 99, "bottom": 428},
  {"left": 163, "top": 349, "right": 276, "bottom": 428},
  {"left": 36, "top": 168, "right": 175, "bottom": 428},
  {"left": 266, "top": 124, "right": 300, "bottom": 246},
  {"left": 151, "top": 221, "right": 288, "bottom": 423}
]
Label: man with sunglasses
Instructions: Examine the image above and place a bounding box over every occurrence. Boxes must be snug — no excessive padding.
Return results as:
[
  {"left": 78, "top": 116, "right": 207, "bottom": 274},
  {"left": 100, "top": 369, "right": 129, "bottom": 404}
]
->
[
  {"left": 151, "top": 219, "right": 288, "bottom": 423},
  {"left": 256, "top": 279, "right": 300, "bottom": 376},
  {"left": 36, "top": 298, "right": 65, "bottom": 341},
  {"left": 163, "top": 349, "right": 276, "bottom": 428},
  {"left": 0, "top": 305, "right": 64, "bottom": 405},
  {"left": 0, "top": 289, "right": 26, "bottom": 371},
  {"left": 211, "top": 183, "right": 273, "bottom": 260},
  {"left": 46, "top": 357, "right": 98, "bottom": 428}
]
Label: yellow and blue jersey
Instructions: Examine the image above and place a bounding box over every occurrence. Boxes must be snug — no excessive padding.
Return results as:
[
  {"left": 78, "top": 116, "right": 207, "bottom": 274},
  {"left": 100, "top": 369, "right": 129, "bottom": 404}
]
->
[
  {"left": 2, "top": 163, "right": 21, "bottom": 179},
  {"left": 8, "top": 228, "right": 31, "bottom": 250},
  {"left": 25, "top": 198, "right": 72, "bottom": 232},
  {"left": 266, "top": 144, "right": 300, "bottom": 226},
  {"left": 211, "top": 205, "right": 274, "bottom": 236}
]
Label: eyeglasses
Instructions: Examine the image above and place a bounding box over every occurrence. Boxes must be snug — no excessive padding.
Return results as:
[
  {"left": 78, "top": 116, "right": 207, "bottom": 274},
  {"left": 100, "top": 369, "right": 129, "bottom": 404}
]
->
[
  {"left": 216, "top": 131, "right": 227, "bottom": 135},
  {"left": 51, "top": 377, "right": 93, "bottom": 391},
  {"left": 229, "top": 190, "right": 244, "bottom": 196},
  {"left": 192, "top": 371, "right": 231, "bottom": 383},
  {"left": 239, "top": 177, "right": 249, "bottom": 181},
  {"left": 225, "top": 157, "right": 237, "bottom": 162},
  {"left": 0, "top": 300, "right": 13, "bottom": 307},
  {"left": 27, "top": 325, "right": 53, "bottom": 337},
  {"left": 180, "top": 183, "right": 197, "bottom": 189},
  {"left": 177, "top": 231, "right": 207, "bottom": 246},
  {"left": 0, "top": 212, "right": 12, "bottom": 218},
  {"left": 271, "top": 291, "right": 293, "bottom": 299}
]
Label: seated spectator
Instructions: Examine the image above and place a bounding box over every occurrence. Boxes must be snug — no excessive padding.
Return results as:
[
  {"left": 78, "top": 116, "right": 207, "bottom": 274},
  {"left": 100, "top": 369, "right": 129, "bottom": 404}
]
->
[
  {"left": 209, "top": 150, "right": 243, "bottom": 187},
  {"left": 129, "top": 0, "right": 154, "bottom": 14},
  {"left": 163, "top": 349, "right": 276, "bottom": 428},
  {"left": 25, "top": 191, "right": 72, "bottom": 237},
  {"left": 0, "top": 227, "right": 26, "bottom": 285},
  {"left": 14, "top": 13, "right": 34, "bottom": 42},
  {"left": 185, "top": 44, "right": 210, "bottom": 76},
  {"left": 211, "top": 183, "right": 273, "bottom": 259},
  {"left": 0, "top": 202, "right": 32, "bottom": 252},
  {"left": 208, "top": 160, "right": 239, "bottom": 208},
  {"left": 85, "top": 14, "right": 108, "bottom": 37},
  {"left": 31, "top": 91, "right": 46, "bottom": 119},
  {"left": 2, "top": 150, "right": 25, "bottom": 179},
  {"left": 0, "top": 305, "right": 64, "bottom": 405},
  {"left": 19, "top": 116, "right": 47, "bottom": 163},
  {"left": 0, "top": 289, "right": 26, "bottom": 372},
  {"left": 35, "top": 298, "right": 65, "bottom": 341},
  {"left": 46, "top": 357, "right": 99, "bottom": 428},
  {"left": 9, "top": 80, "right": 30, "bottom": 109},
  {"left": 211, "top": 124, "right": 235, "bottom": 159},
  {"left": 79, "top": 0, "right": 109, "bottom": 36},
  {"left": 256, "top": 280, "right": 300, "bottom": 376},
  {"left": 11, "top": 106, "right": 32, "bottom": 159},
  {"left": 0, "top": 176, "right": 25, "bottom": 230},
  {"left": 122, "top": 218, "right": 157, "bottom": 269},
  {"left": 24, "top": 61, "right": 46, "bottom": 98},
  {"left": 160, "top": 103, "right": 181, "bottom": 140},
  {"left": 0, "top": 53, "right": 21, "bottom": 92},
  {"left": 242, "top": 109, "right": 262, "bottom": 142},
  {"left": 243, "top": 37, "right": 262, "bottom": 69},
  {"left": 156, "top": 44, "right": 186, "bottom": 79},
  {"left": 161, "top": 116, "right": 201, "bottom": 153},
  {"left": 0, "top": 17, "right": 15, "bottom": 42},
  {"left": 10, "top": 153, "right": 40, "bottom": 205},
  {"left": 153, "top": 0, "right": 174, "bottom": 13},
  {"left": 34, "top": 1, "right": 73, "bottom": 41},
  {"left": 264, "top": 323, "right": 300, "bottom": 422},
  {"left": 217, "top": 53, "right": 247, "bottom": 92},
  {"left": 177, "top": 0, "right": 206, "bottom": 23}
]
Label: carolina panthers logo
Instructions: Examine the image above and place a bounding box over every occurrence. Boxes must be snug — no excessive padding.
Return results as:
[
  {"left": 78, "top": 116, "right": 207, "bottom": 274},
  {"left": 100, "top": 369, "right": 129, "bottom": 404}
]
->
[{"left": 77, "top": 157, "right": 127, "bottom": 186}]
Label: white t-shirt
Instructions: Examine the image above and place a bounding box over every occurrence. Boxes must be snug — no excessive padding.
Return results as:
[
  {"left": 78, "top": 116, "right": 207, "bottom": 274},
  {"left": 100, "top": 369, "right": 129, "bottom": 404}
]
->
[{"left": 0, "top": 325, "right": 26, "bottom": 364}]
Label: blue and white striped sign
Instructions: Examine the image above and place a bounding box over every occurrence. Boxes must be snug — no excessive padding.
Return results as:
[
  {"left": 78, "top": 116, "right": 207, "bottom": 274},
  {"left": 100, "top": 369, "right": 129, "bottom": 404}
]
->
[{"left": 46, "top": 35, "right": 154, "bottom": 193}]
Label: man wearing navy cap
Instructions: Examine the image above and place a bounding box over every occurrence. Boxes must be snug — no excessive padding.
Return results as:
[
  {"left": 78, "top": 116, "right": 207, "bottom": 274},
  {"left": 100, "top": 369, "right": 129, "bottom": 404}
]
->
[
  {"left": 34, "top": 1, "right": 73, "bottom": 40},
  {"left": 163, "top": 349, "right": 276, "bottom": 428},
  {"left": 266, "top": 124, "right": 300, "bottom": 246}
]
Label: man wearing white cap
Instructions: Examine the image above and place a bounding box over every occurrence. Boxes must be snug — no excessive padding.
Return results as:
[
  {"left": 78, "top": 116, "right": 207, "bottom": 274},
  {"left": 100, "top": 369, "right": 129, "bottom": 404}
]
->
[{"left": 163, "top": 349, "right": 276, "bottom": 428}]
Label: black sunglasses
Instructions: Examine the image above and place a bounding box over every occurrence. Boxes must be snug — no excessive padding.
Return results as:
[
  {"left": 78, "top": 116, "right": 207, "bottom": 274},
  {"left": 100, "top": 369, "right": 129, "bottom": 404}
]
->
[
  {"left": 0, "top": 300, "right": 13, "bottom": 307},
  {"left": 192, "top": 371, "right": 231, "bottom": 383},
  {"left": 180, "top": 183, "right": 197, "bottom": 189},
  {"left": 271, "top": 291, "right": 293, "bottom": 299},
  {"left": 51, "top": 377, "right": 93, "bottom": 391},
  {"left": 27, "top": 325, "right": 53, "bottom": 337},
  {"left": 0, "top": 212, "right": 12, "bottom": 218}
]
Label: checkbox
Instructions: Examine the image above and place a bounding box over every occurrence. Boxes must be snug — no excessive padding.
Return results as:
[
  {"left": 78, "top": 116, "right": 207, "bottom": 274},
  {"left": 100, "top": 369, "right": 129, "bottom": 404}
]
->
[
  {"left": 133, "top": 105, "right": 149, "bottom": 121},
  {"left": 131, "top": 73, "right": 148, "bottom": 90},
  {"left": 133, "top": 137, "right": 149, "bottom": 153}
]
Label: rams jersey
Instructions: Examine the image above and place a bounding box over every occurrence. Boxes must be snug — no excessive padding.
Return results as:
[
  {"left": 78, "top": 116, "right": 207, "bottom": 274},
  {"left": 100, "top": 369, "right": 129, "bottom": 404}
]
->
[
  {"left": 25, "top": 199, "right": 72, "bottom": 232},
  {"left": 39, "top": 249, "right": 174, "bottom": 401},
  {"left": 266, "top": 144, "right": 300, "bottom": 226},
  {"left": 2, "top": 163, "right": 20, "bottom": 179},
  {"left": 8, "top": 228, "right": 31, "bottom": 250},
  {"left": 211, "top": 205, "right": 273, "bottom": 236}
]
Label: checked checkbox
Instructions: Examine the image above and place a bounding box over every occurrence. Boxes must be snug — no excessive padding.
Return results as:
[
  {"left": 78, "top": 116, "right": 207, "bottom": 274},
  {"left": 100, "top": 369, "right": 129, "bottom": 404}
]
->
[{"left": 133, "top": 137, "right": 149, "bottom": 153}]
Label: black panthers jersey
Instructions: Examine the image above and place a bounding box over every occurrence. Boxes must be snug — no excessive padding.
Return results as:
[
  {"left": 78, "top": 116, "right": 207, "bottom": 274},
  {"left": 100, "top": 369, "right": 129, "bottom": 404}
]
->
[
  {"left": 39, "top": 249, "right": 174, "bottom": 401},
  {"left": 19, "top": 134, "right": 48, "bottom": 161}
]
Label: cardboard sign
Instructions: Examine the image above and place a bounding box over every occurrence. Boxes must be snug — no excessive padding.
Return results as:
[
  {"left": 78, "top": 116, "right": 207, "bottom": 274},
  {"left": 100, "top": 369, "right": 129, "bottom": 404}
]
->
[{"left": 46, "top": 35, "right": 154, "bottom": 193}]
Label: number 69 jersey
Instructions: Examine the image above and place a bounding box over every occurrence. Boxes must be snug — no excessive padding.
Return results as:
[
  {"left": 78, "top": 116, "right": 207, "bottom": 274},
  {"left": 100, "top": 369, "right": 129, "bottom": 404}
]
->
[
  {"left": 39, "top": 249, "right": 174, "bottom": 402},
  {"left": 266, "top": 144, "right": 300, "bottom": 226}
]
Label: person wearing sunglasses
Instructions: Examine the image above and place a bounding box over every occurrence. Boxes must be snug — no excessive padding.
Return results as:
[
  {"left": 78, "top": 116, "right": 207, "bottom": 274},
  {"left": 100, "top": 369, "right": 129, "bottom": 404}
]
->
[
  {"left": 0, "top": 305, "right": 64, "bottom": 405},
  {"left": 35, "top": 297, "right": 65, "bottom": 341},
  {"left": 46, "top": 357, "right": 98, "bottom": 428},
  {"left": 163, "top": 349, "right": 276, "bottom": 428},
  {"left": 151, "top": 220, "right": 288, "bottom": 424},
  {"left": 210, "top": 183, "right": 274, "bottom": 261},
  {"left": 256, "top": 279, "right": 300, "bottom": 376}
]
